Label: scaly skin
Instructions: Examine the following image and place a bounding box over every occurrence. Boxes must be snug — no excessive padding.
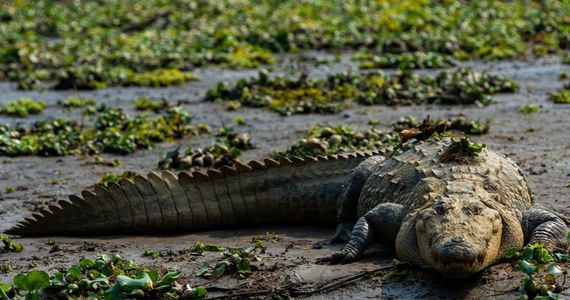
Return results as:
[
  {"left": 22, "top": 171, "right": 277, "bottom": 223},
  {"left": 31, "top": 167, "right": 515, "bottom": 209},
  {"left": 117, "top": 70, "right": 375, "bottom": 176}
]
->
[
  {"left": 5, "top": 138, "right": 569, "bottom": 277},
  {"left": 324, "top": 138, "right": 569, "bottom": 277}
]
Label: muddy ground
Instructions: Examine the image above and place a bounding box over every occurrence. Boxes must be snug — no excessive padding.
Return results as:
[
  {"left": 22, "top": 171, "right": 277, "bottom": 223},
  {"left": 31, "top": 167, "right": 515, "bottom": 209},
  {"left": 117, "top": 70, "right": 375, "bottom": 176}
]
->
[{"left": 1, "top": 53, "right": 569, "bottom": 299}]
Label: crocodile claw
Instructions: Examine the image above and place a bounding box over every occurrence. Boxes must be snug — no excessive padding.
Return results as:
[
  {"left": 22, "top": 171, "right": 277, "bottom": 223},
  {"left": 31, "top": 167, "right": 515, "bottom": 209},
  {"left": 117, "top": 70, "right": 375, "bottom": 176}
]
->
[{"left": 317, "top": 246, "right": 360, "bottom": 264}]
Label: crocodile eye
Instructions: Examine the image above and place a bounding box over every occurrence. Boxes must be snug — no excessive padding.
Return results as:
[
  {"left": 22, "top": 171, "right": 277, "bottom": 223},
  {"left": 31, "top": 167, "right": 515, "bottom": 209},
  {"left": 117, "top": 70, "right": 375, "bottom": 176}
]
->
[
  {"left": 433, "top": 202, "right": 446, "bottom": 215},
  {"left": 463, "top": 204, "right": 482, "bottom": 215}
]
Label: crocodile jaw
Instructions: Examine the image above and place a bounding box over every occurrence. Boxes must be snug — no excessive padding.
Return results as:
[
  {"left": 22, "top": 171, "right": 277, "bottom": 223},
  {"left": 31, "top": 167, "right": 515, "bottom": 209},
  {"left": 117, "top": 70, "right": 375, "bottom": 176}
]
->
[{"left": 414, "top": 198, "right": 503, "bottom": 278}]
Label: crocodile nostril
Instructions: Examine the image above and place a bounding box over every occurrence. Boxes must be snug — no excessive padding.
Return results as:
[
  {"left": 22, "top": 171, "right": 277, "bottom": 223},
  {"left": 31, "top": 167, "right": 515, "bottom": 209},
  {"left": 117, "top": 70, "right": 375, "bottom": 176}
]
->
[{"left": 451, "top": 236, "right": 465, "bottom": 243}]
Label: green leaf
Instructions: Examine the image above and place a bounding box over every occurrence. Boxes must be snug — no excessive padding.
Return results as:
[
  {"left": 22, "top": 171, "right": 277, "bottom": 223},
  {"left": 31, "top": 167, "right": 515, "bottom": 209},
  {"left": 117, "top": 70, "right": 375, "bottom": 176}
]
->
[
  {"left": 66, "top": 267, "right": 82, "bottom": 282},
  {"left": 548, "top": 263, "right": 563, "bottom": 275},
  {"left": 25, "top": 291, "right": 40, "bottom": 300},
  {"left": 13, "top": 274, "right": 28, "bottom": 290},
  {"left": 79, "top": 258, "right": 94, "bottom": 269},
  {"left": 212, "top": 261, "right": 230, "bottom": 278},
  {"left": 504, "top": 248, "right": 520, "bottom": 260},
  {"left": 116, "top": 273, "right": 152, "bottom": 292},
  {"left": 519, "top": 278, "right": 536, "bottom": 294},
  {"left": 546, "top": 291, "right": 559, "bottom": 299},
  {"left": 154, "top": 271, "right": 181, "bottom": 287},
  {"left": 147, "top": 269, "right": 159, "bottom": 282},
  {"left": 0, "top": 283, "right": 10, "bottom": 292},
  {"left": 49, "top": 272, "right": 65, "bottom": 287},
  {"left": 523, "top": 245, "right": 535, "bottom": 261},
  {"left": 555, "top": 253, "right": 569, "bottom": 262},
  {"left": 517, "top": 260, "right": 538, "bottom": 276},
  {"left": 196, "top": 263, "right": 210, "bottom": 277},
  {"left": 187, "top": 285, "right": 208, "bottom": 299},
  {"left": 535, "top": 246, "right": 554, "bottom": 263},
  {"left": 103, "top": 283, "right": 122, "bottom": 300},
  {"left": 567, "top": 231, "right": 570, "bottom": 241}
]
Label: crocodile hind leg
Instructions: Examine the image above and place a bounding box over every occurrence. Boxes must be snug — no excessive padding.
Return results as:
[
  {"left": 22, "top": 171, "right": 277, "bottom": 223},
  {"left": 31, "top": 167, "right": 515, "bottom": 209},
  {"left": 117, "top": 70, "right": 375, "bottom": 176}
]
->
[
  {"left": 521, "top": 208, "right": 570, "bottom": 252},
  {"left": 328, "top": 156, "right": 386, "bottom": 243},
  {"left": 320, "top": 203, "right": 405, "bottom": 263}
]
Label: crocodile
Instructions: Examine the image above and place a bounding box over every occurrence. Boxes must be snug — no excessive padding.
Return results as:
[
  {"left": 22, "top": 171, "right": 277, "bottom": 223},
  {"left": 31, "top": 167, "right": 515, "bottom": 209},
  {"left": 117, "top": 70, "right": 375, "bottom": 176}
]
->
[{"left": 5, "top": 137, "right": 569, "bottom": 277}]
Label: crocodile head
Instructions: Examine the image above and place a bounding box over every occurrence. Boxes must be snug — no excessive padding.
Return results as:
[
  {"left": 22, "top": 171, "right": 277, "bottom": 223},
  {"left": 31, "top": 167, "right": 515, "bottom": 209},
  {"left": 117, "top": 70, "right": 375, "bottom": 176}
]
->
[{"left": 413, "top": 195, "right": 503, "bottom": 277}]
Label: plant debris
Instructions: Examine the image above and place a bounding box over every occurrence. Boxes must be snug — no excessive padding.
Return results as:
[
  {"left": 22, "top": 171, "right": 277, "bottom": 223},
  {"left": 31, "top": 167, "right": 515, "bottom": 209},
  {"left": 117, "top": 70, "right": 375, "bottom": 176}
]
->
[
  {"left": 0, "top": 235, "right": 23, "bottom": 253},
  {"left": 0, "top": 98, "right": 46, "bottom": 117},
  {"left": 158, "top": 127, "right": 252, "bottom": 170},
  {"left": 505, "top": 241, "right": 570, "bottom": 300},
  {"left": 439, "top": 137, "right": 486, "bottom": 163},
  {"left": 355, "top": 51, "right": 459, "bottom": 69},
  {"left": 206, "top": 69, "right": 517, "bottom": 115},
  {"left": 0, "top": 105, "right": 209, "bottom": 156}
]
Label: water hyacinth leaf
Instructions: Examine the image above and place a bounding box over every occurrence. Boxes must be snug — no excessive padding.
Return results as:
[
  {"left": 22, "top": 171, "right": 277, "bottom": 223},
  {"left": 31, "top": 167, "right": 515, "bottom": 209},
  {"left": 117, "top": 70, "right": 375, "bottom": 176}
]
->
[
  {"left": 79, "top": 258, "right": 94, "bottom": 269},
  {"left": 147, "top": 269, "right": 159, "bottom": 282},
  {"left": 66, "top": 267, "right": 82, "bottom": 282},
  {"left": 212, "top": 261, "right": 231, "bottom": 278},
  {"left": 519, "top": 278, "right": 536, "bottom": 294},
  {"left": 555, "top": 253, "right": 569, "bottom": 262},
  {"left": 89, "top": 277, "right": 110, "bottom": 290},
  {"left": 186, "top": 285, "right": 208, "bottom": 299},
  {"left": 547, "top": 291, "right": 560, "bottom": 299},
  {"left": 22, "top": 270, "right": 50, "bottom": 291},
  {"left": 517, "top": 260, "right": 538, "bottom": 276},
  {"left": 116, "top": 273, "right": 153, "bottom": 292},
  {"left": 0, "top": 282, "right": 10, "bottom": 292},
  {"left": 50, "top": 272, "right": 65, "bottom": 287},
  {"left": 154, "top": 271, "right": 181, "bottom": 286},
  {"left": 196, "top": 263, "right": 210, "bottom": 277},
  {"left": 535, "top": 245, "right": 554, "bottom": 264},
  {"left": 523, "top": 245, "right": 535, "bottom": 261},
  {"left": 548, "top": 264, "right": 564, "bottom": 276},
  {"left": 504, "top": 248, "right": 520, "bottom": 260},
  {"left": 103, "top": 283, "right": 122, "bottom": 300}
]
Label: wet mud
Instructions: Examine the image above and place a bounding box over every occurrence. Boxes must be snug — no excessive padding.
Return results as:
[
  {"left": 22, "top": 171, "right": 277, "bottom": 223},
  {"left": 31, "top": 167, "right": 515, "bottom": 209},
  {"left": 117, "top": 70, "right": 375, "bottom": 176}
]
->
[{"left": 1, "top": 53, "right": 570, "bottom": 299}]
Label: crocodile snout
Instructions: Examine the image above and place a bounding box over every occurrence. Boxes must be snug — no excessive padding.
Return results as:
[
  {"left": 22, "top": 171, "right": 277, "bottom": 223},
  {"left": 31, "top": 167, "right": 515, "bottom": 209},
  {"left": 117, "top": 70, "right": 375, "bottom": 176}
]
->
[{"left": 437, "top": 243, "right": 477, "bottom": 264}]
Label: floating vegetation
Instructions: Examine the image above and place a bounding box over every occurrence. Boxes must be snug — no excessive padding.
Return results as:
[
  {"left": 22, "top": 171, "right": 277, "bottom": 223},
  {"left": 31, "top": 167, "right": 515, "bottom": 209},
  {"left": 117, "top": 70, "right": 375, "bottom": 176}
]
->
[
  {"left": 158, "top": 127, "right": 253, "bottom": 170},
  {"left": 273, "top": 124, "right": 400, "bottom": 158},
  {"left": 0, "top": 98, "right": 46, "bottom": 117},
  {"left": 550, "top": 88, "right": 570, "bottom": 104},
  {"left": 128, "top": 68, "right": 198, "bottom": 87},
  {"left": 0, "top": 254, "right": 198, "bottom": 299},
  {"left": 58, "top": 96, "right": 96, "bottom": 109},
  {"left": 519, "top": 103, "right": 541, "bottom": 113},
  {"left": 356, "top": 51, "right": 459, "bottom": 69},
  {"left": 53, "top": 67, "right": 198, "bottom": 90},
  {"left": 132, "top": 97, "right": 169, "bottom": 112},
  {"left": 274, "top": 116, "right": 490, "bottom": 158},
  {"left": 1, "top": 1, "right": 569, "bottom": 89},
  {"left": 0, "top": 105, "right": 209, "bottom": 156},
  {"left": 206, "top": 69, "right": 517, "bottom": 115}
]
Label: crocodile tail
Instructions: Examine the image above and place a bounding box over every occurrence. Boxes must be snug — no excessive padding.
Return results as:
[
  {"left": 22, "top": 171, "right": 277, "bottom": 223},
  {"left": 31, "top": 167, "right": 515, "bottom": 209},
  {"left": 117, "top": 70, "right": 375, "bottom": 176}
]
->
[{"left": 6, "top": 151, "right": 385, "bottom": 236}]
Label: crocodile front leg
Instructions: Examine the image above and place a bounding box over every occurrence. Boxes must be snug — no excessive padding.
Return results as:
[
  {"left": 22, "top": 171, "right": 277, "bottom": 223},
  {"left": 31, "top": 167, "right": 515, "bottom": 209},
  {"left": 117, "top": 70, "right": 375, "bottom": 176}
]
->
[
  {"left": 329, "top": 156, "right": 386, "bottom": 243},
  {"left": 321, "top": 203, "right": 406, "bottom": 263},
  {"left": 521, "top": 208, "right": 569, "bottom": 252}
]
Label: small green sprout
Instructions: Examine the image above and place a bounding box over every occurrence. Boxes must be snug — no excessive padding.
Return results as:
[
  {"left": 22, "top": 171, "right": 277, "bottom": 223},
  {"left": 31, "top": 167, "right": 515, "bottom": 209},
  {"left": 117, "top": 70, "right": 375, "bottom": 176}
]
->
[
  {"left": 58, "top": 96, "right": 96, "bottom": 108},
  {"left": 5, "top": 187, "right": 16, "bottom": 193},
  {"left": 519, "top": 103, "right": 541, "bottom": 114},
  {"left": 143, "top": 250, "right": 161, "bottom": 258},
  {"left": 132, "top": 97, "right": 168, "bottom": 111},
  {"left": 234, "top": 116, "right": 246, "bottom": 125},
  {"left": 550, "top": 89, "right": 570, "bottom": 104}
]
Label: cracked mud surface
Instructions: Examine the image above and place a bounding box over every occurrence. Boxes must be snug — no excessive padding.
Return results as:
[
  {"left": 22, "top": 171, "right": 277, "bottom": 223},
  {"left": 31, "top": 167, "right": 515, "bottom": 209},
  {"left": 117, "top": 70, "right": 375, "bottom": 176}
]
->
[{"left": 1, "top": 54, "right": 570, "bottom": 299}]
